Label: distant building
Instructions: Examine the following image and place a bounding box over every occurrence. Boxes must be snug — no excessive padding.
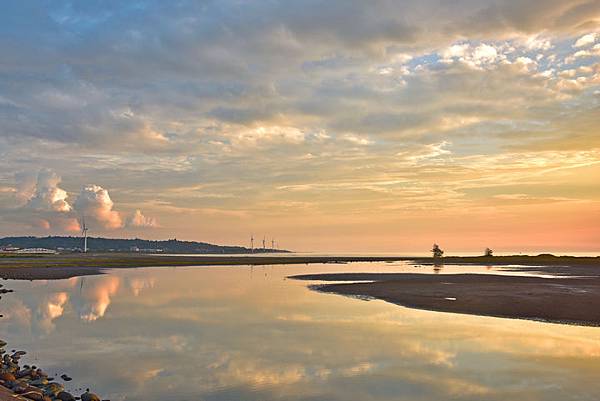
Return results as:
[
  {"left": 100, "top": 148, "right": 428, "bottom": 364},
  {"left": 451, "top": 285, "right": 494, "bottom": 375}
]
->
[
  {"left": 130, "top": 246, "right": 140, "bottom": 252},
  {"left": 140, "top": 248, "right": 164, "bottom": 253},
  {"left": 15, "top": 248, "right": 57, "bottom": 254}
]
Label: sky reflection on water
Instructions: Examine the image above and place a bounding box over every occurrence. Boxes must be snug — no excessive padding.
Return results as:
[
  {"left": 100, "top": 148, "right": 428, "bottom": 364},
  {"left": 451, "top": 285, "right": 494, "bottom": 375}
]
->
[{"left": 1, "top": 262, "right": 599, "bottom": 401}]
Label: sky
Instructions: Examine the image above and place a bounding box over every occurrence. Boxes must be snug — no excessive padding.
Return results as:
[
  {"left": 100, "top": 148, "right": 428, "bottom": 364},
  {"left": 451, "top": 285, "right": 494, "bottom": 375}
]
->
[{"left": 0, "top": 0, "right": 599, "bottom": 254}]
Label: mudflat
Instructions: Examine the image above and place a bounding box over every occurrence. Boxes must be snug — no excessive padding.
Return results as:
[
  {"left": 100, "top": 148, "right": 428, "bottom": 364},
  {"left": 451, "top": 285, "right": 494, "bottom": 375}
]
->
[{"left": 291, "top": 272, "right": 600, "bottom": 326}]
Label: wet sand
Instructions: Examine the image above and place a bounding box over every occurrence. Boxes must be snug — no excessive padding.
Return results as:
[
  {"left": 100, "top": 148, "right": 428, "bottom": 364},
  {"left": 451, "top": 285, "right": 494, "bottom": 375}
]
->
[{"left": 291, "top": 272, "right": 600, "bottom": 326}]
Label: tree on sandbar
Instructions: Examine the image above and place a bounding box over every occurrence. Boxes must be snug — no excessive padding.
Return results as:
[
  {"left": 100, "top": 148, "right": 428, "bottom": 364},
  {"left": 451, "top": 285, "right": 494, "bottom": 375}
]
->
[
  {"left": 431, "top": 243, "right": 444, "bottom": 258},
  {"left": 484, "top": 248, "right": 493, "bottom": 257}
]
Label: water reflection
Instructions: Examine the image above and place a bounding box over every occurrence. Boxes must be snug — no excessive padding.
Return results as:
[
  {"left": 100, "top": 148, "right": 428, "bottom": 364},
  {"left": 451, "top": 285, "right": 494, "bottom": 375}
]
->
[
  {"left": 78, "top": 276, "right": 120, "bottom": 321},
  {"left": 0, "top": 262, "right": 599, "bottom": 401}
]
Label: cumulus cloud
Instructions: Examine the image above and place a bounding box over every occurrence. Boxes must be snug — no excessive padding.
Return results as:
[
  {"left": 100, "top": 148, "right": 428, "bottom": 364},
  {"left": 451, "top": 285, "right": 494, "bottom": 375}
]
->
[
  {"left": 19, "top": 169, "right": 71, "bottom": 212},
  {"left": 12, "top": 170, "right": 79, "bottom": 232},
  {"left": 127, "top": 209, "right": 159, "bottom": 228},
  {"left": 574, "top": 32, "right": 598, "bottom": 48},
  {"left": 7, "top": 169, "right": 162, "bottom": 233},
  {"left": 74, "top": 184, "right": 123, "bottom": 229}
]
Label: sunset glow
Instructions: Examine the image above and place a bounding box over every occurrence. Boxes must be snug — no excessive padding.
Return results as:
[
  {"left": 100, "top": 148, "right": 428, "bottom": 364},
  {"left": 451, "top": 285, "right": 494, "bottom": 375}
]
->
[{"left": 0, "top": 1, "right": 598, "bottom": 253}]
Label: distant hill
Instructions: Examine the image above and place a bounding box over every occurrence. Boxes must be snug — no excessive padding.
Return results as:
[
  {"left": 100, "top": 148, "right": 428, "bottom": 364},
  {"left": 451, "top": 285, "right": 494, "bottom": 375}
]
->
[{"left": 0, "top": 236, "right": 288, "bottom": 254}]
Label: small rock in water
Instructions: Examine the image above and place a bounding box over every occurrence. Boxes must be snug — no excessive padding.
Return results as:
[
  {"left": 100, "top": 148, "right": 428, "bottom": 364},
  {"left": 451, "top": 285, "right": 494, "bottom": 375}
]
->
[
  {"left": 60, "top": 373, "right": 73, "bottom": 381},
  {"left": 81, "top": 389, "right": 101, "bottom": 401},
  {"left": 56, "top": 391, "right": 77, "bottom": 401},
  {"left": 43, "top": 382, "right": 64, "bottom": 396}
]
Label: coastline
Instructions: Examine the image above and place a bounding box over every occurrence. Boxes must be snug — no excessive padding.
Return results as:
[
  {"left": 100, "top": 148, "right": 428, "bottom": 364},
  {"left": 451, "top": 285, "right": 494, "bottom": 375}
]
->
[
  {"left": 0, "top": 253, "right": 409, "bottom": 280},
  {"left": 1, "top": 253, "right": 598, "bottom": 280}
]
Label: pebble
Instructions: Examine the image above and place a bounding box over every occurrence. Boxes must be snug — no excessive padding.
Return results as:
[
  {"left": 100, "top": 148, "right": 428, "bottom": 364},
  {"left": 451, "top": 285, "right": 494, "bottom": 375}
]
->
[
  {"left": 0, "top": 339, "right": 104, "bottom": 400},
  {"left": 81, "top": 389, "right": 101, "bottom": 401},
  {"left": 0, "top": 372, "right": 16, "bottom": 381},
  {"left": 56, "top": 391, "right": 76, "bottom": 401}
]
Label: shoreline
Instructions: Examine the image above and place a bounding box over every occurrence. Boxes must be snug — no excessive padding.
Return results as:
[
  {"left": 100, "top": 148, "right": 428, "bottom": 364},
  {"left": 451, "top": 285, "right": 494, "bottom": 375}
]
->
[
  {"left": 1, "top": 253, "right": 598, "bottom": 280},
  {"left": 0, "top": 336, "right": 100, "bottom": 401},
  {"left": 0, "top": 253, "right": 409, "bottom": 280},
  {"left": 290, "top": 271, "right": 600, "bottom": 327}
]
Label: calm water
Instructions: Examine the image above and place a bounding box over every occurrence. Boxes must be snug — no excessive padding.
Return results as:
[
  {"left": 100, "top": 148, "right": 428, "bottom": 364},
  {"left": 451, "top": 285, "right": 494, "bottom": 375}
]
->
[{"left": 1, "top": 262, "right": 599, "bottom": 401}]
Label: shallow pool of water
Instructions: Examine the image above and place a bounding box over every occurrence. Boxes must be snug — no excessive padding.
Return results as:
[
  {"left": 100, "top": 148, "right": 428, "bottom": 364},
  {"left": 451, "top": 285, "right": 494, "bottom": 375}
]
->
[{"left": 1, "top": 262, "right": 599, "bottom": 401}]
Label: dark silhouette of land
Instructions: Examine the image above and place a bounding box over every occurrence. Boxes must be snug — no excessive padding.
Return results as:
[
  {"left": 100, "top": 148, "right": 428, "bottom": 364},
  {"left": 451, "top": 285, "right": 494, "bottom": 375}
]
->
[{"left": 0, "top": 235, "right": 286, "bottom": 254}]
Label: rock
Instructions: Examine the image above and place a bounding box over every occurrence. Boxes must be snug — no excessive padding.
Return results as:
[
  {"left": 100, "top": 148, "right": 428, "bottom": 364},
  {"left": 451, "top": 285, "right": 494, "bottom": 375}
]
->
[
  {"left": 81, "top": 389, "right": 101, "bottom": 401},
  {"left": 30, "top": 378, "right": 49, "bottom": 386},
  {"left": 56, "top": 391, "right": 76, "bottom": 401},
  {"left": 60, "top": 374, "right": 72, "bottom": 381},
  {"left": 16, "top": 368, "right": 34, "bottom": 379},
  {"left": 12, "top": 382, "right": 29, "bottom": 393},
  {"left": 20, "top": 385, "right": 44, "bottom": 400},
  {"left": 0, "top": 340, "right": 6, "bottom": 348},
  {"left": 0, "top": 372, "right": 16, "bottom": 381},
  {"left": 42, "top": 382, "right": 64, "bottom": 396}
]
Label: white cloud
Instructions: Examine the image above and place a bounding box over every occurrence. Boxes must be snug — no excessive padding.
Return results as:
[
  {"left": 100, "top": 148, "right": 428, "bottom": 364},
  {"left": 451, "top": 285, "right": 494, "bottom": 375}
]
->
[
  {"left": 232, "top": 126, "right": 306, "bottom": 147},
  {"left": 472, "top": 44, "right": 498, "bottom": 63},
  {"left": 20, "top": 169, "right": 71, "bottom": 212},
  {"left": 574, "top": 33, "right": 598, "bottom": 48},
  {"left": 441, "top": 43, "right": 470, "bottom": 59},
  {"left": 342, "top": 134, "right": 373, "bottom": 146},
  {"left": 74, "top": 184, "right": 123, "bottom": 229},
  {"left": 127, "top": 209, "right": 159, "bottom": 228}
]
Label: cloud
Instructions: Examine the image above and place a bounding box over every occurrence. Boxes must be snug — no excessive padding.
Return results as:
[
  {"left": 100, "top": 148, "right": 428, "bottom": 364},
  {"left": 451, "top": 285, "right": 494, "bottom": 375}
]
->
[
  {"left": 0, "top": 1, "right": 599, "bottom": 251},
  {"left": 74, "top": 184, "right": 123, "bottom": 229},
  {"left": 574, "top": 32, "right": 598, "bottom": 47},
  {"left": 11, "top": 169, "right": 80, "bottom": 232},
  {"left": 7, "top": 169, "right": 146, "bottom": 233},
  {"left": 127, "top": 209, "right": 158, "bottom": 228},
  {"left": 20, "top": 169, "right": 71, "bottom": 212}
]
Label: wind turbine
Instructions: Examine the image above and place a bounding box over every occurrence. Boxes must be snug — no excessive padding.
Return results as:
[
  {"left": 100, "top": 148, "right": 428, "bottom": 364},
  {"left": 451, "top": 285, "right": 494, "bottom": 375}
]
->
[{"left": 81, "top": 216, "right": 89, "bottom": 253}]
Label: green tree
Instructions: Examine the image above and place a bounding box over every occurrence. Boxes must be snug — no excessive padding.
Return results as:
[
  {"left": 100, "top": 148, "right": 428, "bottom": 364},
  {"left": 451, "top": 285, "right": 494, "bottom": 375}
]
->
[{"left": 431, "top": 243, "right": 444, "bottom": 258}]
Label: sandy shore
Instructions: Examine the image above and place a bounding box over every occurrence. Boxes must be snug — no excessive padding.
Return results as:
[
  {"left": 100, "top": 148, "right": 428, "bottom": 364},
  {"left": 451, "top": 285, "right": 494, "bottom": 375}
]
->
[{"left": 291, "top": 272, "right": 600, "bottom": 326}]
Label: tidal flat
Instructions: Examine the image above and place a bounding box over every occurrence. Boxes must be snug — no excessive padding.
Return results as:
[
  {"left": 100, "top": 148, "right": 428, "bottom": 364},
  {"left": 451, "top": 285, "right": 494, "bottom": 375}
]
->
[{"left": 291, "top": 272, "right": 600, "bottom": 326}]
